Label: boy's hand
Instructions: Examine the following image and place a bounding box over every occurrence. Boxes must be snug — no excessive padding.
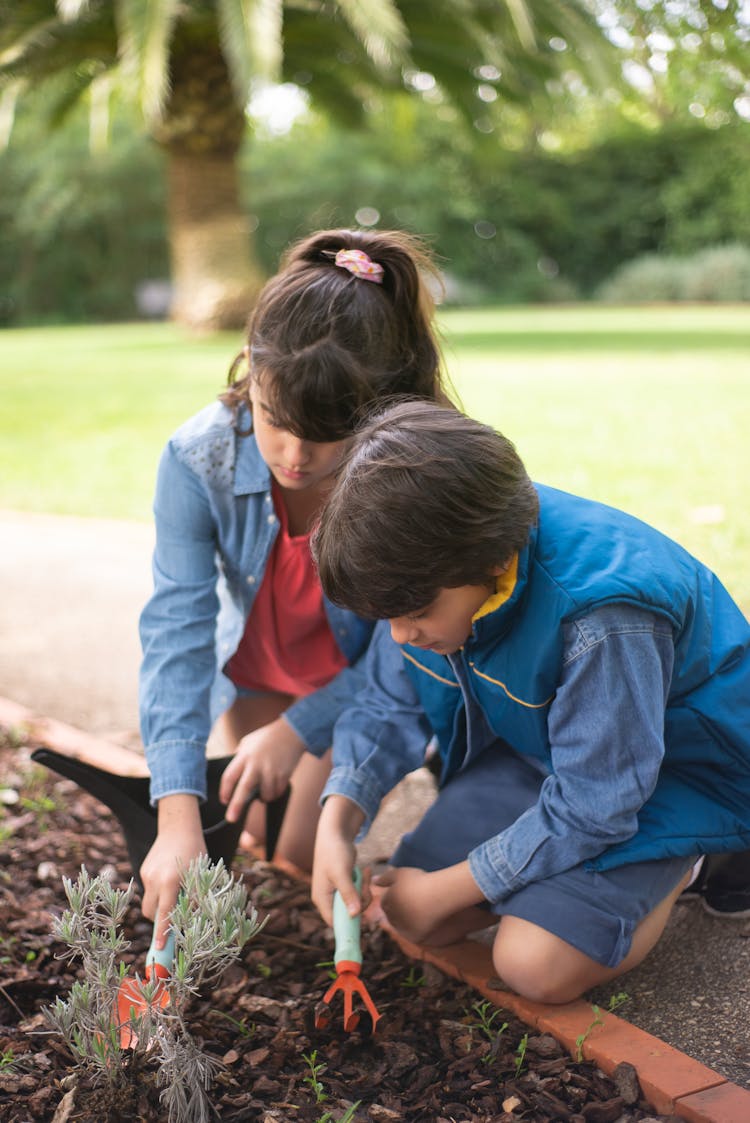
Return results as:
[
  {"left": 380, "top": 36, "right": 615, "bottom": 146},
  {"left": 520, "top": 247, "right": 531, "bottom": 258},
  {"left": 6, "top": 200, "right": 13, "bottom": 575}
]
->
[
  {"left": 220, "top": 717, "right": 305, "bottom": 818},
  {"left": 373, "top": 862, "right": 483, "bottom": 945},
  {"left": 140, "top": 793, "right": 206, "bottom": 950},
  {"left": 311, "top": 795, "right": 366, "bottom": 926}
]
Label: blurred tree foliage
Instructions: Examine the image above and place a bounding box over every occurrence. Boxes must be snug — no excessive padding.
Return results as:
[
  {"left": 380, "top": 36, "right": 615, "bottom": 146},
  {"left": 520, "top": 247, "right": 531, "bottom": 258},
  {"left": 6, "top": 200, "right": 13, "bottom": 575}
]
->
[
  {"left": 0, "top": 95, "right": 167, "bottom": 324},
  {"left": 1, "top": 89, "right": 748, "bottom": 322},
  {"left": 0, "top": 0, "right": 610, "bottom": 329}
]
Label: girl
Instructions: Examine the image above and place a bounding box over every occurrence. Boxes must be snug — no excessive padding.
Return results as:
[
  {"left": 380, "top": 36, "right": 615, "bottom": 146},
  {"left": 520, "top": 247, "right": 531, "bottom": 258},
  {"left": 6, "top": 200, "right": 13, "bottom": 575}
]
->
[{"left": 138, "top": 228, "right": 449, "bottom": 948}]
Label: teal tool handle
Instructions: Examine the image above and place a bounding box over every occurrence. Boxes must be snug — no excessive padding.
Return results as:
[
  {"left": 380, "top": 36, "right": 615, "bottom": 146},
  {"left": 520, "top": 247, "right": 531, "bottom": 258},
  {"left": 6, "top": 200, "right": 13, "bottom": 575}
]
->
[
  {"left": 333, "top": 865, "right": 362, "bottom": 967},
  {"left": 146, "top": 910, "right": 176, "bottom": 973}
]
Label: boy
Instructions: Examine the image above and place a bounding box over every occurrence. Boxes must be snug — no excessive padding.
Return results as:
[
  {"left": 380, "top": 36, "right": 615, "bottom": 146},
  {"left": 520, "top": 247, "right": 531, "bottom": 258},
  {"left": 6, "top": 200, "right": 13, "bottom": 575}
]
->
[{"left": 310, "top": 401, "right": 750, "bottom": 1004}]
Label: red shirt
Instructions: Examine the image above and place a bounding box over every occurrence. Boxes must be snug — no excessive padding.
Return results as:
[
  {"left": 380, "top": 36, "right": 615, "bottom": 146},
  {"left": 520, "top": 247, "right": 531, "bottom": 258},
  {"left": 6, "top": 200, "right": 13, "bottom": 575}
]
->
[{"left": 227, "top": 483, "right": 348, "bottom": 697}]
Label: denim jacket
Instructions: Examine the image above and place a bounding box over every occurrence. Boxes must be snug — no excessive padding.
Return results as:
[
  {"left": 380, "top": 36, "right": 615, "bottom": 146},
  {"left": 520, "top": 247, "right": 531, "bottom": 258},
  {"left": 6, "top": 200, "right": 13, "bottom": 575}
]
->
[{"left": 139, "top": 401, "right": 374, "bottom": 804}]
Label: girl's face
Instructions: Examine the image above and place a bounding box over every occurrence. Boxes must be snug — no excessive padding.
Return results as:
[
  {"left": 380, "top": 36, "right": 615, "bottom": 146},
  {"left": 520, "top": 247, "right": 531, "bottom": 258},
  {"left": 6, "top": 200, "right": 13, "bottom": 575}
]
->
[{"left": 249, "top": 380, "right": 349, "bottom": 494}]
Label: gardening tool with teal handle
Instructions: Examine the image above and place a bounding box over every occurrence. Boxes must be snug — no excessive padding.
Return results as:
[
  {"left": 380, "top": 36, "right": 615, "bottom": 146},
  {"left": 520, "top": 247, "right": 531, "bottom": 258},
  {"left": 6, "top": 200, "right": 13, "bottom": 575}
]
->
[
  {"left": 117, "top": 914, "right": 176, "bottom": 1049},
  {"left": 314, "top": 866, "right": 382, "bottom": 1033}
]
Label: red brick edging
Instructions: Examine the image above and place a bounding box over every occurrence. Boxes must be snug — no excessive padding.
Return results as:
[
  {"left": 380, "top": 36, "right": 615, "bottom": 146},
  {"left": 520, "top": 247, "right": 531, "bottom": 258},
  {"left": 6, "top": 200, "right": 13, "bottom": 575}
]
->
[{"left": 3, "top": 694, "right": 750, "bottom": 1123}]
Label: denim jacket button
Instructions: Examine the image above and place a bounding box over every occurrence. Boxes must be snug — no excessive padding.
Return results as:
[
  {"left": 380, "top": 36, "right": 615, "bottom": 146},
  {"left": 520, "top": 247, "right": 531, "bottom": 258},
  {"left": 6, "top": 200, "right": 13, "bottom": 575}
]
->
[
  {"left": 267, "top": 514, "right": 276, "bottom": 525},
  {"left": 246, "top": 574, "right": 256, "bottom": 584}
]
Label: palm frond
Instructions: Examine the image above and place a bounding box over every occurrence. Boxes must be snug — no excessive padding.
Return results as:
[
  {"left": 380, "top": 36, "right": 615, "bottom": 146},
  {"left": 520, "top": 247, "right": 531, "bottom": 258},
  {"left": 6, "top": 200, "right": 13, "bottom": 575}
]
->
[
  {"left": 116, "top": 0, "right": 180, "bottom": 121},
  {"left": 217, "top": 0, "right": 283, "bottom": 100},
  {"left": 56, "top": 0, "right": 92, "bottom": 18},
  {"left": 332, "top": 0, "right": 410, "bottom": 69},
  {"left": 0, "top": 81, "right": 19, "bottom": 147},
  {"left": 0, "top": 8, "right": 116, "bottom": 87},
  {"left": 501, "top": 0, "right": 538, "bottom": 49}
]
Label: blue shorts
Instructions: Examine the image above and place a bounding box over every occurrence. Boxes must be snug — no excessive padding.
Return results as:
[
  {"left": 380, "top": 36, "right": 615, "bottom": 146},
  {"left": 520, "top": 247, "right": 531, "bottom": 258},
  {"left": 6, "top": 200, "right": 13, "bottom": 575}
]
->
[{"left": 390, "top": 746, "right": 693, "bottom": 968}]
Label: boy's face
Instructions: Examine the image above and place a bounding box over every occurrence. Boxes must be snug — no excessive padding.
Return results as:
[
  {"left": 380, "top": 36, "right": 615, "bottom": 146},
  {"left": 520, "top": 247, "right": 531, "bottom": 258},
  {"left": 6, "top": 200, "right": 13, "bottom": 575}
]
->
[{"left": 388, "top": 582, "right": 495, "bottom": 655}]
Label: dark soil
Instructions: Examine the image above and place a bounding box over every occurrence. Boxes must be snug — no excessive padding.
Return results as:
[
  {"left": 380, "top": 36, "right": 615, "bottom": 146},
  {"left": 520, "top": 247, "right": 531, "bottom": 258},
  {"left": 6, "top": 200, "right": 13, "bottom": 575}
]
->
[{"left": 0, "top": 726, "right": 678, "bottom": 1123}]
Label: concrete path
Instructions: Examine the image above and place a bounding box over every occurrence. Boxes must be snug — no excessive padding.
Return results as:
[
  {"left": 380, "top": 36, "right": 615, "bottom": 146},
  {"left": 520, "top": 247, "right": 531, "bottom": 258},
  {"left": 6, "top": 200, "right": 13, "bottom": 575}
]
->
[{"left": 2, "top": 509, "right": 749, "bottom": 1090}]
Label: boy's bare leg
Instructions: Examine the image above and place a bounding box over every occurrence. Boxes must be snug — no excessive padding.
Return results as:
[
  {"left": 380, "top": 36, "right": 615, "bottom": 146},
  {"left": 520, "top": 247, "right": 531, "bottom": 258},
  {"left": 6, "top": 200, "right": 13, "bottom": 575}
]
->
[
  {"left": 491, "top": 868, "right": 693, "bottom": 1005},
  {"left": 216, "top": 693, "right": 330, "bottom": 872}
]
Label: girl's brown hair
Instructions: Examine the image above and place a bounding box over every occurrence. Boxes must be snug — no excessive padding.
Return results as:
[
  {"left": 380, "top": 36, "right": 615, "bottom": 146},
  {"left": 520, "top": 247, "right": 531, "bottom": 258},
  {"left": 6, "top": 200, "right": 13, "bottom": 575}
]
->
[
  {"left": 220, "top": 228, "right": 452, "bottom": 441},
  {"left": 312, "top": 401, "right": 539, "bottom": 620}
]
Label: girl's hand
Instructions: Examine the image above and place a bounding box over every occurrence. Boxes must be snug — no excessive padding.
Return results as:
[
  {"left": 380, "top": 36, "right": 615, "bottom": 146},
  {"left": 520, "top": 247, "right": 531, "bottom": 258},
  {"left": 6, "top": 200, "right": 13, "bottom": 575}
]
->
[
  {"left": 311, "top": 795, "right": 366, "bottom": 926},
  {"left": 140, "top": 794, "right": 206, "bottom": 950},
  {"left": 220, "top": 717, "right": 306, "bottom": 819}
]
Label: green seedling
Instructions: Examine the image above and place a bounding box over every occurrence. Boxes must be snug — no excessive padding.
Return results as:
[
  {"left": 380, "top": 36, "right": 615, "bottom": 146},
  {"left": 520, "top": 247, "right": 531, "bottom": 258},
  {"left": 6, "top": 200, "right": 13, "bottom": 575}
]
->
[
  {"left": 468, "top": 1000, "right": 509, "bottom": 1064},
  {"left": 0, "top": 1048, "right": 16, "bottom": 1072},
  {"left": 514, "top": 1032, "right": 529, "bottom": 1077},
  {"left": 20, "top": 793, "right": 57, "bottom": 830},
  {"left": 209, "top": 1010, "right": 256, "bottom": 1038},
  {"left": 575, "top": 991, "right": 629, "bottom": 1061},
  {"left": 400, "top": 966, "right": 426, "bottom": 988},
  {"left": 1, "top": 725, "right": 27, "bottom": 750},
  {"left": 316, "top": 958, "right": 338, "bottom": 981},
  {"left": 256, "top": 961, "right": 272, "bottom": 979},
  {"left": 316, "top": 1103, "right": 362, "bottom": 1123},
  {"left": 0, "top": 801, "right": 15, "bottom": 844},
  {"left": 302, "top": 1049, "right": 328, "bottom": 1104}
]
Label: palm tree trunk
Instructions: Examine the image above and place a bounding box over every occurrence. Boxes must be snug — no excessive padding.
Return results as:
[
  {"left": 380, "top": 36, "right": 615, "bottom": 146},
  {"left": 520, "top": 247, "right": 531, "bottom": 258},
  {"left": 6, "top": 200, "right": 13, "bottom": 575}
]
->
[{"left": 166, "top": 147, "right": 264, "bottom": 331}]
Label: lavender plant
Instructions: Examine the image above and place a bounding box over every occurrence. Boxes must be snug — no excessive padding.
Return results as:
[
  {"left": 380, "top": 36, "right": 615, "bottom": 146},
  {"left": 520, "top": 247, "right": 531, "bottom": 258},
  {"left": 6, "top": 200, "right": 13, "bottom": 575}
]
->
[{"left": 45, "top": 856, "right": 265, "bottom": 1123}]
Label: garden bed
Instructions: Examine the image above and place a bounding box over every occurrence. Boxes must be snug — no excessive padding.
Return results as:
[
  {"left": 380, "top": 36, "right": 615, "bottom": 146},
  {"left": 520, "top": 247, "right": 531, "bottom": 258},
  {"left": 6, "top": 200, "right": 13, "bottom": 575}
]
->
[{"left": 0, "top": 725, "right": 676, "bottom": 1122}]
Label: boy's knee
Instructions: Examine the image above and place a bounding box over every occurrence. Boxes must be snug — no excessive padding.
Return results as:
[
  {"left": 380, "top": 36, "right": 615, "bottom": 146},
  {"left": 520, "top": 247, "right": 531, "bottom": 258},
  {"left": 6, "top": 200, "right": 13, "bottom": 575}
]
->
[{"left": 492, "top": 917, "right": 589, "bottom": 1005}]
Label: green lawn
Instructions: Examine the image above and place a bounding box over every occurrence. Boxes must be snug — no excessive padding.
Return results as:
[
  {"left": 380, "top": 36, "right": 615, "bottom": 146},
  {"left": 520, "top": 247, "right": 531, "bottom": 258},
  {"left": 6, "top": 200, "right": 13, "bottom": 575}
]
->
[{"left": 2, "top": 307, "right": 748, "bottom": 611}]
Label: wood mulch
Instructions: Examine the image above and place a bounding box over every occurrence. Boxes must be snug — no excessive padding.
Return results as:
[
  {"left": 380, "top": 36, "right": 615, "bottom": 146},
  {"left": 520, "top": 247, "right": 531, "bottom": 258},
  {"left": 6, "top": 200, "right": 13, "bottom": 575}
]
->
[{"left": 0, "top": 725, "right": 679, "bottom": 1122}]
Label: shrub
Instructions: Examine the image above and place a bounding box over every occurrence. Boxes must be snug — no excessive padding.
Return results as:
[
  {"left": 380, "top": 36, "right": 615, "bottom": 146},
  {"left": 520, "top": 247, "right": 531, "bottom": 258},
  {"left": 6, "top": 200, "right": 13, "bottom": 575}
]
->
[
  {"left": 596, "top": 243, "right": 750, "bottom": 303},
  {"left": 681, "top": 245, "right": 750, "bottom": 302}
]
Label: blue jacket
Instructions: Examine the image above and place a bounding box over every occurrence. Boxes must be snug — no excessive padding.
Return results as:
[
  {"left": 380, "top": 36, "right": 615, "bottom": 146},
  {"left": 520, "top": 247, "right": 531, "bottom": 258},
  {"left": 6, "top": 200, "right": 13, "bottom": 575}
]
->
[
  {"left": 325, "top": 485, "right": 750, "bottom": 899},
  {"left": 139, "top": 401, "right": 374, "bottom": 804}
]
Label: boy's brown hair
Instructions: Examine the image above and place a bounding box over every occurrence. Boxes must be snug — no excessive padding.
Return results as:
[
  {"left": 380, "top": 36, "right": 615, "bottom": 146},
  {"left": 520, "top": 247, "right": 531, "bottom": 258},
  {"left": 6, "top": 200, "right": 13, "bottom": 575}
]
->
[
  {"left": 221, "top": 228, "right": 452, "bottom": 441},
  {"left": 312, "top": 401, "right": 539, "bottom": 619}
]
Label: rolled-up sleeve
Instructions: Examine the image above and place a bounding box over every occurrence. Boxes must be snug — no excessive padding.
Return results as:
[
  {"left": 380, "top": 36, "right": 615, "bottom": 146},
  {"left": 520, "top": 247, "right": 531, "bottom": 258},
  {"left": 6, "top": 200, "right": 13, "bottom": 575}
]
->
[{"left": 323, "top": 621, "right": 434, "bottom": 832}]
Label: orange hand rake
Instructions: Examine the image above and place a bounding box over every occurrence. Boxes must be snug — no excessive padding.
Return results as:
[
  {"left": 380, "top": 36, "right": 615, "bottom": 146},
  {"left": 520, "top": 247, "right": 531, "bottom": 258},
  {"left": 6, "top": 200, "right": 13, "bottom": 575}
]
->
[
  {"left": 315, "top": 867, "right": 381, "bottom": 1033},
  {"left": 116, "top": 918, "right": 175, "bottom": 1049}
]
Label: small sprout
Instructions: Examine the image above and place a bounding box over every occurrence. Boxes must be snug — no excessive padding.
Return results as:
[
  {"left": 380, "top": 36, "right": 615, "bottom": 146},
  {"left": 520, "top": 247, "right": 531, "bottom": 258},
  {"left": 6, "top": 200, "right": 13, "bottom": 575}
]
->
[
  {"left": 316, "top": 1103, "right": 362, "bottom": 1123},
  {"left": 4, "top": 724, "right": 27, "bottom": 749},
  {"left": 400, "top": 966, "right": 426, "bottom": 988},
  {"left": 256, "top": 961, "right": 272, "bottom": 979},
  {"left": 607, "top": 991, "right": 629, "bottom": 1013},
  {"left": 20, "top": 793, "right": 57, "bottom": 829},
  {"left": 302, "top": 1049, "right": 328, "bottom": 1104},
  {"left": 514, "top": 1032, "right": 528, "bottom": 1077},
  {"left": 575, "top": 993, "right": 628, "bottom": 1062},
  {"left": 0, "top": 1048, "right": 16, "bottom": 1071},
  {"left": 210, "top": 1010, "right": 255, "bottom": 1038},
  {"left": 467, "top": 1000, "right": 508, "bottom": 1064}
]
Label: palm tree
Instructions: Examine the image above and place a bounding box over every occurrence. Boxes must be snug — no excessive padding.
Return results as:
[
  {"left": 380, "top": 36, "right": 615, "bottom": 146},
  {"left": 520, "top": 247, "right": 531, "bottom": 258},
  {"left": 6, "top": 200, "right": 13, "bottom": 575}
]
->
[{"left": 0, "top": 1, "right": 611, "bottom": 329}]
